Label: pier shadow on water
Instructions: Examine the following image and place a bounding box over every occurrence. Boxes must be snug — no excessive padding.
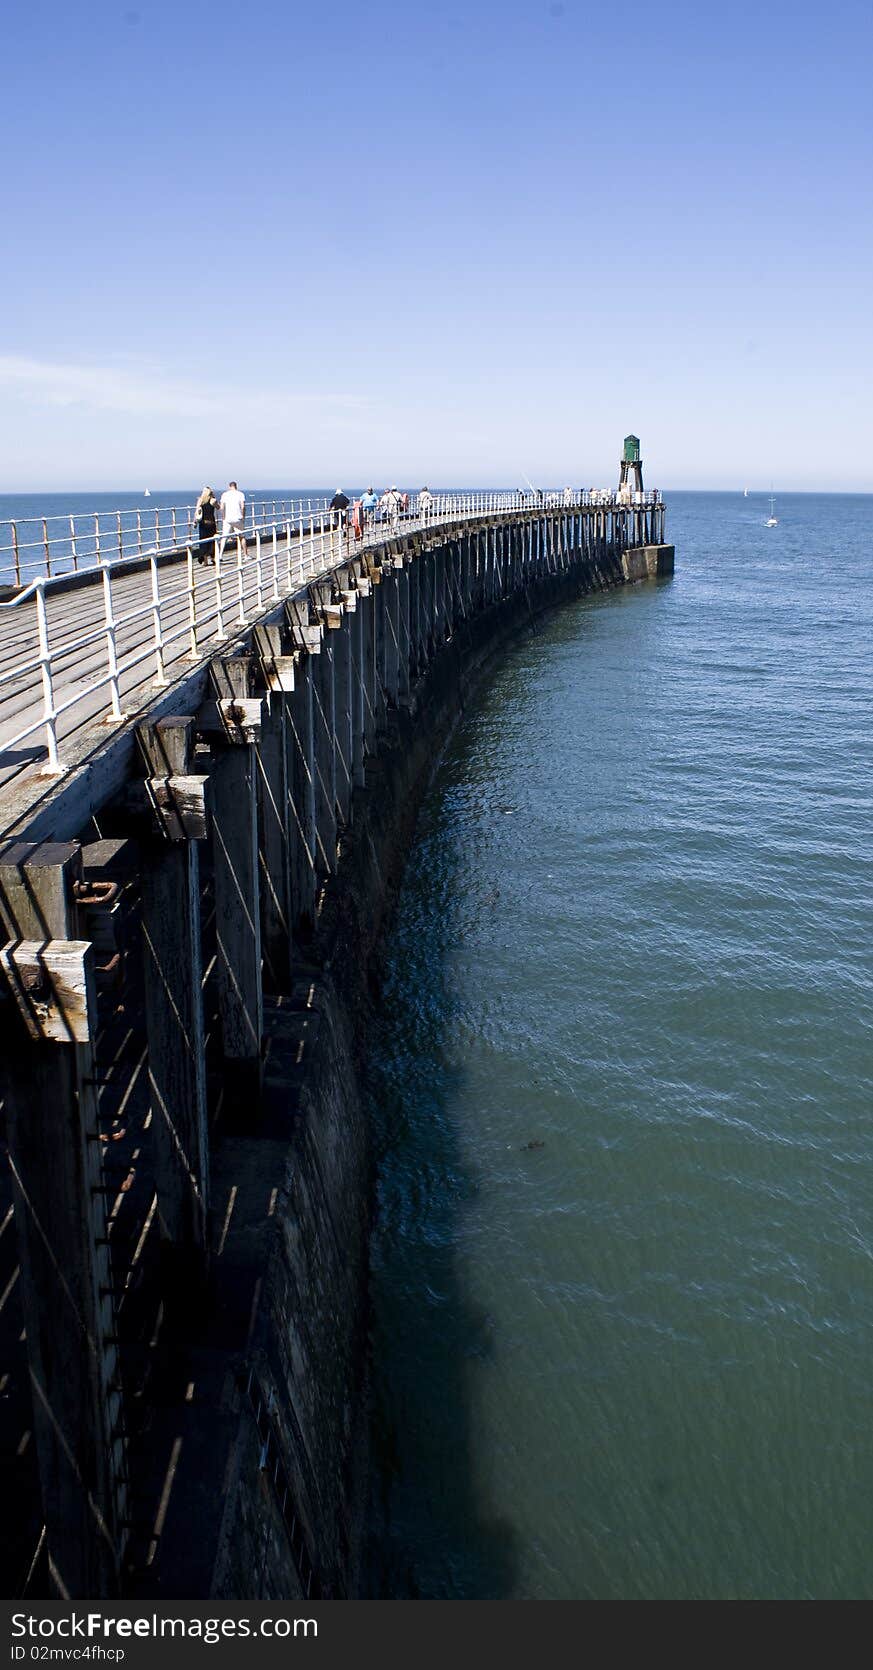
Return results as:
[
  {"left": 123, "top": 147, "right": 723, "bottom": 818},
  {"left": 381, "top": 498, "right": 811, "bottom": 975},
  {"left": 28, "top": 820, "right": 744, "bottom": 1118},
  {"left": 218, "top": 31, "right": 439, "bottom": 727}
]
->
[{"left": 363, "top": 744, "right": 521, "bottom": 1600}]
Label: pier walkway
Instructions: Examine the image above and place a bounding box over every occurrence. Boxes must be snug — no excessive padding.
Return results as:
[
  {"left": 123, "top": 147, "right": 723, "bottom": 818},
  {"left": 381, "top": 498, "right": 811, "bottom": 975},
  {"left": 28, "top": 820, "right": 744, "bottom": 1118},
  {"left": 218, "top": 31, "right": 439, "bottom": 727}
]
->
[{"left": 0, "top": 489, "right": 663, "bottom": 838}]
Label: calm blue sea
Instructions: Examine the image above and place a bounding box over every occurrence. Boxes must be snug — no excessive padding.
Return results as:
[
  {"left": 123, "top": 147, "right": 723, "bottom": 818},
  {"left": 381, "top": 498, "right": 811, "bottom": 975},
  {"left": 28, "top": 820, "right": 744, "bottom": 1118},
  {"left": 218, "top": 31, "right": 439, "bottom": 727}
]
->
[
  {"left": 365, "top": 490, "right": 873, "bottom": 1599},
  {"left": 0, "top": 490, "right": 334, "bottom": 520}
]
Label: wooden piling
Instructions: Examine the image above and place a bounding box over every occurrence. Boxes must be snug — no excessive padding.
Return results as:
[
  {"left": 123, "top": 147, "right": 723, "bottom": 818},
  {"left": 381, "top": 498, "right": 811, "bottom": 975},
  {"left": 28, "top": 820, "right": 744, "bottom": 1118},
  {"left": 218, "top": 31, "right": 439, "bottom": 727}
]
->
[
  {"left": 312, "top": 631, "right": 337, "bottom": 873},
  {"left": 286, "top": 654, "right": 317, "bottom": 935},
  {"left": 137, "top": 717, "right": 210, "bottom": 1284},
  {"left": 208, "top": 664, "right": 264, "bottom": 1100},
  {"left": 333, "top": 610, "right": 354, "bottom": 824},
  {"left": 257, "top": 692, "right": 293, "bottom": 983},
  {"left": 0, "top": 841, "right": 126, "bottom": 1597},
  {"left": 384, "top": 570, "right": 400, "bottom": 707},
  {"left": 350, "top": 594, "right": 366, "bottom": 790}
]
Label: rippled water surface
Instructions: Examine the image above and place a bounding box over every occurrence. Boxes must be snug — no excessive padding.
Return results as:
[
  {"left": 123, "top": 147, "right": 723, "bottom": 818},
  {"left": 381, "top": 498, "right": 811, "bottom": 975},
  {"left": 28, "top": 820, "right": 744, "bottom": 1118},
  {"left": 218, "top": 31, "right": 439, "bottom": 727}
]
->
[{"left": 365, "top": 492, "right": 873, "bottom": 1599}]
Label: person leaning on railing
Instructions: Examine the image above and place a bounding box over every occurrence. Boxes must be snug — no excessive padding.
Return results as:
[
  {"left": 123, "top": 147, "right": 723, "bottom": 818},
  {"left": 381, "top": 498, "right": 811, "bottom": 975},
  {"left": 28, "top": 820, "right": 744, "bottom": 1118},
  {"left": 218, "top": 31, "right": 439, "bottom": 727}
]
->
[{"left": 193, "top": 486, "right": 218, "bottom": 565}]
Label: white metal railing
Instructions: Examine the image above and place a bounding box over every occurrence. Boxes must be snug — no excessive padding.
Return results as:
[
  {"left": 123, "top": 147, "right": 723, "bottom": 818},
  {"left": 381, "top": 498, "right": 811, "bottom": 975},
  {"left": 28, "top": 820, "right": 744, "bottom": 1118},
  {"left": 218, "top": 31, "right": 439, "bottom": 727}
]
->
[
  {"left": 0, "top": 495, "right": 334, "bottom": 589},
  {"left": 0, "top": 488, "right": 661, "bottom": 589},
  {"left": 0, "top": 490, "right": 663, "bottom": 784}
]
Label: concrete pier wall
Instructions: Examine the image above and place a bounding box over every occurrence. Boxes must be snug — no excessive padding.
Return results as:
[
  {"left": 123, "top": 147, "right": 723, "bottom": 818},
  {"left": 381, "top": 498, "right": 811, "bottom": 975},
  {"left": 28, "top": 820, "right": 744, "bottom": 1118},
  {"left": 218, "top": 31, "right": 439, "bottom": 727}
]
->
[
  {"left": 621, "top": 542, "right": 675, "bottom": 582},
  {"left": 0, "top": 507, "right": 672, "bottom": 1599}
]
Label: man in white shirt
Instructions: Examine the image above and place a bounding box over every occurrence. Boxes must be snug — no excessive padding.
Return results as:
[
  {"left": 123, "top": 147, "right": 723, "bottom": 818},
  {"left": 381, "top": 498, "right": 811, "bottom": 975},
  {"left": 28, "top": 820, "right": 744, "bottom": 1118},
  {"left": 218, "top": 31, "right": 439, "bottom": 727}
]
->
[{"left": 217, "top": 481, "right": 246, "bottom": 561}]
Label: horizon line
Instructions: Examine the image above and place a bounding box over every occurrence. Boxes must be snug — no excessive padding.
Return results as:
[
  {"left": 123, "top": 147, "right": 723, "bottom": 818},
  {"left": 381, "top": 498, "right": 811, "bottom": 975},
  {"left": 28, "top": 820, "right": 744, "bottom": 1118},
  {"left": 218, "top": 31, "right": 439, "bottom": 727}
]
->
[{"left": 0, "top": 485, "right": 871, "bottom": 499}]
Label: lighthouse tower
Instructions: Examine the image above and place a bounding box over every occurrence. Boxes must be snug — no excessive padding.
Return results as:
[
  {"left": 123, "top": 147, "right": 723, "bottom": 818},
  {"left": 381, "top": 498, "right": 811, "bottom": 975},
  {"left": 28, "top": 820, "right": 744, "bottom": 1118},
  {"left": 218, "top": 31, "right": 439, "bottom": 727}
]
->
[{"left": 618, "top": 434, "right": 644, "bottom": 501}]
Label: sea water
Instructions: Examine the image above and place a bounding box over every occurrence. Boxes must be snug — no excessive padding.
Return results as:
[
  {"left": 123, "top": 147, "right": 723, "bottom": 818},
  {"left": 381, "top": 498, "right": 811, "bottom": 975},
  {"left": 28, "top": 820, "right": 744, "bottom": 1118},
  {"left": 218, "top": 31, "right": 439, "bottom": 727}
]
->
[{"left": 365, "top": 492, "right": 873, "bottom": 1600}]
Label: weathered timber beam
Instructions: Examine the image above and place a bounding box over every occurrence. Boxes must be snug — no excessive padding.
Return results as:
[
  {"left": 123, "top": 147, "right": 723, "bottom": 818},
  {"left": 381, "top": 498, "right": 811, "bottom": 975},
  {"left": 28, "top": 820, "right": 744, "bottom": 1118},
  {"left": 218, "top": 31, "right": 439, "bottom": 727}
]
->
[
  {"left": 257, "top": 686, "right": 293, "bottom": 983},
  {"left": 285, "top": 653, "right": 317, "bottom": 935},
  {"left": 312, "top": 633, "right": 337, "bottom": 873},
  {"left": 0, "top": 841, "right": 126, "bottom": 1597},
  {"left": 209, "top": 738, "right": 263, "bottom": 1102},
  {"left": 135, "top": 716, "right": 211, "bottom": 1280},
  {"left": 332, "top": 611, "right": 353, "bottom": 825},
  {"left": 0, "top": 938, "right": 96, "bottom": 1042}
]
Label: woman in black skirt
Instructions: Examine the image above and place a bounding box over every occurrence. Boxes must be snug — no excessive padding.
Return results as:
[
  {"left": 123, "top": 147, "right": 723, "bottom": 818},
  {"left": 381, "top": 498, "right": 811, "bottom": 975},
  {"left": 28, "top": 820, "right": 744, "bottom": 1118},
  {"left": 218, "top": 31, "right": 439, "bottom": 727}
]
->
[{"left": 193, "top": 486, "right": 218, "bottom": 563}]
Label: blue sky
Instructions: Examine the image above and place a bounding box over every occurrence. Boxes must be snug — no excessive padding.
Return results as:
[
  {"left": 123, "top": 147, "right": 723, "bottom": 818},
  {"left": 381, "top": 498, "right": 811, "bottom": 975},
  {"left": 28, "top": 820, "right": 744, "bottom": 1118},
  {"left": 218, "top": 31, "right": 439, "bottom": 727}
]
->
[{"left": 2, "top": 0, "right": 871, "bottom": 490}]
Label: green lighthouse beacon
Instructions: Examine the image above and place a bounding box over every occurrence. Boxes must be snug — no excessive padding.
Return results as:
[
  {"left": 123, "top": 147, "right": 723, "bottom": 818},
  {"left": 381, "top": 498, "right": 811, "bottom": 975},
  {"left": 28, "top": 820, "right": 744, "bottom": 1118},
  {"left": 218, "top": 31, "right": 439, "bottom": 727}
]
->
[{"left": 618, "top": 434, "right": 644, "bottom": 500}]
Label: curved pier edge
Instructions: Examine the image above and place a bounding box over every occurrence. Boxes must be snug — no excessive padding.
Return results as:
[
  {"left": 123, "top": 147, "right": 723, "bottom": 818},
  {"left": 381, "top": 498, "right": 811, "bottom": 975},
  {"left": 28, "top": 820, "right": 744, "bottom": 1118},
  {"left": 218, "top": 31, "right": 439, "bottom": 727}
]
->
[
  {"left": 0, "top": 509, "right": 672, "bottom": 1600},
  {"left": 208, "top": 544, "right": 662, "bottom": 1600}
]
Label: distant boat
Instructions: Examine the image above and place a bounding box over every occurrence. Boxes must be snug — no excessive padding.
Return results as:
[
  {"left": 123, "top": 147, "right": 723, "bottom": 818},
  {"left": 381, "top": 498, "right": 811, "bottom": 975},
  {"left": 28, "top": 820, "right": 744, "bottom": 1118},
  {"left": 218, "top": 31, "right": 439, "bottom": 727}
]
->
[
  {"left": 143, "top": 488, "right": 151, "bottom": 498},
  {"left": 743, "top": 487, "right": 749, "bottom": 497},
  {"left": 765, "top": 493, "right": 778, "bottom": 527}
]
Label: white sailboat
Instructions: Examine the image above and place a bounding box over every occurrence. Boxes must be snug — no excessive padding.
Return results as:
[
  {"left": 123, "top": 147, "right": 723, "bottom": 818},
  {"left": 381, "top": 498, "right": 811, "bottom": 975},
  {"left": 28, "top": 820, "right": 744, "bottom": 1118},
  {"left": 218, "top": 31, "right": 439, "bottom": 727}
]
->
[
  {"left": 143, "top": 488, "right": 151, "bottom": 498},
  {"left": 743, "top": 487, "right": 749, "bottom": 497},
  {"left": 765, "top": 493, "right": 778, "bottom": 527}
]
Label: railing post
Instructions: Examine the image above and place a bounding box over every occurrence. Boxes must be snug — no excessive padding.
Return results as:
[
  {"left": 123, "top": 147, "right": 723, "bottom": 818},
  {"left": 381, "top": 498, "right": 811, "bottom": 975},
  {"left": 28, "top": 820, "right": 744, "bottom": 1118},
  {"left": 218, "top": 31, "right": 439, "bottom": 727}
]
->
[
  {"left": 255, "top": 528, "right": 263, "bottom": 612},
  {"left": 69, "top": 515, "right": 78, "bottom": 572},
  {"left": 94, "top": 514, "right": 101, "bottom": 566},
  {"left": 236, "top": 537, "right": 246, "bottom": 624},
  {"left": 186, "top": 546, "right": 198, "bottom": 657},
  {"left": 214, "top": 553, "right": 226, "bottom": 641},
  {"left": 116, "top": 511, "right": 123, "bottom": 562},
  {"left": 101, "top": 567, "right": 123, "bottom": 720},
  {"left": 42, "top": 517, "right": 52, "bottom": 578},
  {"left": 35, "top": 581, "right": 61, "bottom": 774},
  {"left": 10, "top": 521, "right": 20, "bottom": 587},
  {"left": 149, "top": 555, "right": 168, "bottom": 685}
]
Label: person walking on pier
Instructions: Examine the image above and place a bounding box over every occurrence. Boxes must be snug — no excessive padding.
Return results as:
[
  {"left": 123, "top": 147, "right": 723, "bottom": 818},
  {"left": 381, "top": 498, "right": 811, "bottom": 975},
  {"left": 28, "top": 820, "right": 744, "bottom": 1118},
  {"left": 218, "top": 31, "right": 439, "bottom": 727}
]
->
[
  {"left": 193, "top": 485, "right": 218, "bottom": 563},
  {"left": 360, "top": 486, "right": 378, "bottom": 529},
  {"left": 217, "top": 481, "right": 246, "bottom": 562},
  {"left": 383, "top": 486, "right": 401, "bottom": 533},
  {"left": 418, "top": 485, "right": 434, "bottom": 523},
  {"left": 330, "top": 488, "right": 350, "bottom": 529}
]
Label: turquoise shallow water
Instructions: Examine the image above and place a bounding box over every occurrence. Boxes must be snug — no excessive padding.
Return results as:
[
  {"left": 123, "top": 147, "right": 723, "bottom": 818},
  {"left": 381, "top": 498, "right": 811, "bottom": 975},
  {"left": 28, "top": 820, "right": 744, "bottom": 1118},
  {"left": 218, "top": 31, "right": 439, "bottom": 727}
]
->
[{"left": 365, "top": 492, "right": 873, "bottom": 1599}]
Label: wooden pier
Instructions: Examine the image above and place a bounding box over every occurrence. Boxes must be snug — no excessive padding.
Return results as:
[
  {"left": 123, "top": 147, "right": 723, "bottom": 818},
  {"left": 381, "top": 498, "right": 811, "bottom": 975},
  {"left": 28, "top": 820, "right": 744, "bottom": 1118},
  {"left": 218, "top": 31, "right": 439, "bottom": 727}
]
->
[{"left": 0, "top": 494, "right": 672, "bottom": 1598}]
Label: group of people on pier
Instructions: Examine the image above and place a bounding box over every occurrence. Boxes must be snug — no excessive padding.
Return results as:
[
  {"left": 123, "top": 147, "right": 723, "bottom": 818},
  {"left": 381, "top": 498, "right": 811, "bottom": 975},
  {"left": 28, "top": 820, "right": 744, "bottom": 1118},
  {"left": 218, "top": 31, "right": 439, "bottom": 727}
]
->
[
  {"left": 331, "top": 486, "right": 435, "bottom": 538},
  {"left": 192, "top": 481, "right": 245, "bottom": 564},
  {"left": 190, "top": 481, "right": 437, "bottom": 564},
  {"left": 188, "top": 478, "right": 660, "bottom": 569}
]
